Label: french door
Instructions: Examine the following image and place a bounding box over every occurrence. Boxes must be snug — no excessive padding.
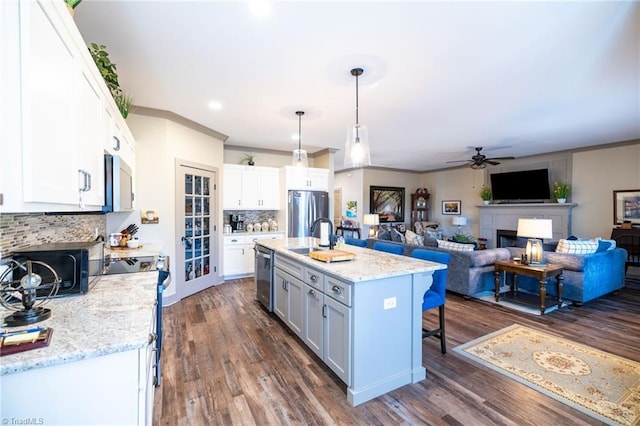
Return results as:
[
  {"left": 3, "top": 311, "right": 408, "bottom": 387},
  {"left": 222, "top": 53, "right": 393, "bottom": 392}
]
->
[{"left": 176, "top": 161, "right": 219, "bottom": 299}]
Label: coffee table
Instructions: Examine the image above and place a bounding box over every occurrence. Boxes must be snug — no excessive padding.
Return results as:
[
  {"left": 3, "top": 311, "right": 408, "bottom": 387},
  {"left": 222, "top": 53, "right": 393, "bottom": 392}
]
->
[{"left": 493, "top": 260, "right": 564, "bottom": 315}]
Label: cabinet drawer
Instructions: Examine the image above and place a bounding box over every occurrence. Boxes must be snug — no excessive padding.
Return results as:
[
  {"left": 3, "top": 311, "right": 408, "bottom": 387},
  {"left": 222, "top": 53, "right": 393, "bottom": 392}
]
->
[
  {"left": 275, "top": 254, "right": 305, "bottom": 280},
  {"left": 324, "top": 276, "right": 352, "bottom": 307},
  {"left": 304, "top": 266, "right": 324, "bottom": 291},
  {"left": 224, "top": 235, "right": 247, "bottom": 245}
]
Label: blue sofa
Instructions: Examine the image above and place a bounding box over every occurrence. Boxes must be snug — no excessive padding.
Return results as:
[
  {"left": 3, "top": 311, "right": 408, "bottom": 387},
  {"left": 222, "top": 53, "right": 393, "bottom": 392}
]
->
[
  {"left": 364, "top": 237, "right": 628, "bottom": 305},
  {"left": 505, "top": 246, "right": 627, "bottom": 304}
]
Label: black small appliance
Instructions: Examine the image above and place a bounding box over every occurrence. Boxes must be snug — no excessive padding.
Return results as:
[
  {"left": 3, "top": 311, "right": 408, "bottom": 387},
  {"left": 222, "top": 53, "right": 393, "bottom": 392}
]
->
[
  {"left": 230, "top": 214, "right": 245, "bottom": 231},
  {"left": 12, "top": 242, "right": 104, "bottom": 297}
]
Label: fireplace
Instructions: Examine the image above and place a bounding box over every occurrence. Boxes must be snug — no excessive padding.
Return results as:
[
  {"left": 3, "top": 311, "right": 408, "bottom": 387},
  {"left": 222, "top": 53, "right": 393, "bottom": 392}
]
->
[
  {"left": 478, "top": 203, "right": 575, "bottom": 249},
  {"left": 497, "top": 229, "right": 519, "bottom": 248}
]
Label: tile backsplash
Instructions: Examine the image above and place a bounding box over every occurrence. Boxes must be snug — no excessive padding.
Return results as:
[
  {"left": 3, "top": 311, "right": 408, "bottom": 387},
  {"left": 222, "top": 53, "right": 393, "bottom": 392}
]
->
[{"left": 0, "top": 213, "right": 106, "bottom": 258}]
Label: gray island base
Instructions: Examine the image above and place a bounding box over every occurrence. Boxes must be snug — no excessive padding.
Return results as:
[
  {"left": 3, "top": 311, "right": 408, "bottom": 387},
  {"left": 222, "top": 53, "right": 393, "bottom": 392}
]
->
[{"left": 255, "top": 237, "right": 446, "bottom": 406}]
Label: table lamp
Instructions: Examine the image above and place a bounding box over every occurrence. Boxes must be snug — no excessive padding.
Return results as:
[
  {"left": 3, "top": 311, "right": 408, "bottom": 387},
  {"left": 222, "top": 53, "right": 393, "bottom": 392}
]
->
[
  {"left": 516, "top": 218, "right": 553, "bottom": 265},
  {"left": 363, "top": 214, "right": 380, "bottom": 237},
  {"left": 452, "top": 216, "right": 467, "bottom": 234}
]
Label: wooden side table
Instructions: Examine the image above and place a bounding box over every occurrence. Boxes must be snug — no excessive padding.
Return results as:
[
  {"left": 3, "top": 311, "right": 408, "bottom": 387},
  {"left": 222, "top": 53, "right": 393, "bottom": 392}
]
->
[{"left": 494, "top": 260, "right": 564, "bottom": 315}]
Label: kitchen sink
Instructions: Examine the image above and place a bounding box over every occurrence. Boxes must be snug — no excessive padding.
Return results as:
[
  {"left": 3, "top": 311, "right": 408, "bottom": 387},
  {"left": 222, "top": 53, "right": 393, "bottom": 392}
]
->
[{"left": 286, "top": 247, "right": 315, "bottom": 255}]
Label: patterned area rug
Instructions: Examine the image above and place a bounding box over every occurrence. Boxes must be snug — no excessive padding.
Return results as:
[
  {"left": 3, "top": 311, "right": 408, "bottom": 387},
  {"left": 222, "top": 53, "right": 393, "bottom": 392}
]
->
[{"left": 454, "top": 324, "right": 640, "bottom": 425}]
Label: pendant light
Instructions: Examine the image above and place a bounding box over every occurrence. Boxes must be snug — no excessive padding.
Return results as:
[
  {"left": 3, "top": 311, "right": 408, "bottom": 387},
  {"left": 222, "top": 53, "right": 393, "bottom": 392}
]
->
[
  {"left": 291, "top": 110, "right": 308, "bottom": 170},
  {"left": 344, "top": 67, "right": 371, "bottom": 168}
]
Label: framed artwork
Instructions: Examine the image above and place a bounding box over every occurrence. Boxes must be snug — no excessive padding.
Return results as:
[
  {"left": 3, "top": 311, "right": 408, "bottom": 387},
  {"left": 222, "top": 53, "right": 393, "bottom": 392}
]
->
[
  {"left": 370, "top": 186, "right": 405, "bottom": 223},
  {"left": 442, "top": 200, "right": 461, "bottom": 215},
  {"left": 345, "top": 200, "right": 357, "bottom": 218},
  {"left": 613, "top": 189, "right": 640, "bottom": 225}
]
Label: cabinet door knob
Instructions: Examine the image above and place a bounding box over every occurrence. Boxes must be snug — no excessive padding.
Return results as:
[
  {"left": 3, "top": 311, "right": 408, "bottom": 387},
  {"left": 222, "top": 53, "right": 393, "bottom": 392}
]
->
[
  {"left": 148, "top": 332, "right": 157, "bottom": 344},
  {"left": 309, "top": 274, "right": 317, "bottom": 282},
  {"left": 331, "top": 285, "right": 342, "bottom": 294},
  {"left": 308, "top": 289, "right": 316, "bottom": 296}
]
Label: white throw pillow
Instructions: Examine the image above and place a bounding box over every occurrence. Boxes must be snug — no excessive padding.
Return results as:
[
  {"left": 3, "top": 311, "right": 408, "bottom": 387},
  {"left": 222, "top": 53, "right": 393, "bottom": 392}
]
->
[
  {"left": 405, "top": 230, "right": 424, "bottom": 246},
  {"left": 555, "top": 239, "right": 599, "bottom": 255},
  {"left": 437, "top": 239, "right": 475, "bottom": 252}
]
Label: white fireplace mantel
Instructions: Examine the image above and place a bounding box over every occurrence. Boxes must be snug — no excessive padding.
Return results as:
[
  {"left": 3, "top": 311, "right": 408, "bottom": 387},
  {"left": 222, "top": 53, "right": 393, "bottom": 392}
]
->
[{"left": 478, "top": 203, "right": 577, "bottom": 249}]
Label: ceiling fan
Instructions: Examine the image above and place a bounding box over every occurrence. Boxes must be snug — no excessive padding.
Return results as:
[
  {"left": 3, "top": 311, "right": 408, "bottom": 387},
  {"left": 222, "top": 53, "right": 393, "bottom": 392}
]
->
[{"left": 447, "top": 147, "right": 515, "bottom": 169}]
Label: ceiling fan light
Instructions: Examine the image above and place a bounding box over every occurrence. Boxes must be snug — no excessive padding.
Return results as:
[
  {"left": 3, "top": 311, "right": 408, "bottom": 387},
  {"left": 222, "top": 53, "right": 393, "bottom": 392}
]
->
[{"left": 470, "top": 162, "right": 487, "bottom": 170}]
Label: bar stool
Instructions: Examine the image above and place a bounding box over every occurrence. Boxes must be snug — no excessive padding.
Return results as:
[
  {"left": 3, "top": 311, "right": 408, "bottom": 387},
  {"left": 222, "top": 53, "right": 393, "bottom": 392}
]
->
[
  {"left": 411, "top": 248, "right": 450, "bottom": 354},
  {"left": 372, "top": 241, "right": 403, "bottom": 255}
]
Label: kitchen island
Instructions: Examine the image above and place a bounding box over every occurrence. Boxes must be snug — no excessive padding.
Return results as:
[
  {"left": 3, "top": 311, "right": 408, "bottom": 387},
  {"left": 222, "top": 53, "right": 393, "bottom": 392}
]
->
[
  {"left": 0, "top": 271, "right": 157, "bottom": 425},
  {"left": 255, "top": 237, "right": 447, "bottom": 406}
]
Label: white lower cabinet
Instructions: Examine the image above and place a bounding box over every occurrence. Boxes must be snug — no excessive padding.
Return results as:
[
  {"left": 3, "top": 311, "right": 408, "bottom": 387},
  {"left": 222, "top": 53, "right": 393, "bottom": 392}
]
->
[
  {"left": 276, "top": 257, "right": 351, "bottom": 385},
  {"left": 224, "top": 233, "right": 284, "bottom": 278},
  {"left": 2, "top": 329, "right": 155, "bottom": 426}
]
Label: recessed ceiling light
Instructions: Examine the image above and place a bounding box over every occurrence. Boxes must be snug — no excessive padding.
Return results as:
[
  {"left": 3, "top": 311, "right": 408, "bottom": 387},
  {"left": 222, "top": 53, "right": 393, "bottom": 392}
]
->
[
  {"left": 248, "top": 0, "right": 271, "bottom": 17},
  {"left": 208, "top": 101, "right": 223, "bottom": 110}
]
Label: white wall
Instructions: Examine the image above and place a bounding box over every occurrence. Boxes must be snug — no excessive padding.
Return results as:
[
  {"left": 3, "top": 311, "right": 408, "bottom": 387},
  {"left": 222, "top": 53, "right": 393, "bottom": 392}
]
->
[
  {"left": 421, "top": 167, "right": 487, "bottom": 237},
  {"left": 572, "top": 143, "right": 640, "bottom": 238},
  {"left": 334, "top": 141, "right": 640, "bottom": 242},
  {"left": 334, "top": 168, "right": 364, "bottom": 223},
  {"left": 127, "top": 112, "right": 225, "bottom": 302}
]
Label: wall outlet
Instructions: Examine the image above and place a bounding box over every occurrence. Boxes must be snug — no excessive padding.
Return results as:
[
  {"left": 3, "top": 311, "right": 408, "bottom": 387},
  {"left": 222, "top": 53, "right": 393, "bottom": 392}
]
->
[{"left": 383, "top": 297, "right": 397, "bottom": 310}]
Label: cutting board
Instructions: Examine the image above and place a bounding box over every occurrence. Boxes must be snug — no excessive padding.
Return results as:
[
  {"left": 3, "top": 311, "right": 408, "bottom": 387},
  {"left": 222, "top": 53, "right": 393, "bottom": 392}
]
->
[{"left": 309, "top": 249, "right": 356, "bottom": 263}]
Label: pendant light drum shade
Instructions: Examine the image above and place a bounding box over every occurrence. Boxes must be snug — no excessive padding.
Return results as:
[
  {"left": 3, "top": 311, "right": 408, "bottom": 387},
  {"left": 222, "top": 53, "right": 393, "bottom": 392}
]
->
[{"left": 344, "top": 68, "right": 371, "bottom": 168}]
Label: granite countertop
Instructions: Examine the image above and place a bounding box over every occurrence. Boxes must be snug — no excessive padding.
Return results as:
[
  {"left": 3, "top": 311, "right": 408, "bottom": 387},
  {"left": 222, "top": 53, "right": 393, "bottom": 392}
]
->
[
  {"left": 255, "top": 237, "right": 446, "bottom": 283},
  {"left": 0, "top": 272, "right": 157, "bottom": 376}
]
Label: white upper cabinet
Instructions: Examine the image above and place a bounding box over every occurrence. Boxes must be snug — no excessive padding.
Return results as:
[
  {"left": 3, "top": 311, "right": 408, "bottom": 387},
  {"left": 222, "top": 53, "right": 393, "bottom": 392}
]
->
[
  {"left": 0, "top": 0, "right": 135, "bottom": 213},
  {"left": 223, "top": 165, "right": 280, "bottom": 210},
  {"left": 283, "top": 166, "right": 329, "bottom": 191}
]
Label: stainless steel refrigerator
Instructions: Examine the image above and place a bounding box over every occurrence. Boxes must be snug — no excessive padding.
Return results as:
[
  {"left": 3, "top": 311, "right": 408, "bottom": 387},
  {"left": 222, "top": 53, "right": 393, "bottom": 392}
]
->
[{"left": 287, "top": 190, "right": 330, "bottom": 237}]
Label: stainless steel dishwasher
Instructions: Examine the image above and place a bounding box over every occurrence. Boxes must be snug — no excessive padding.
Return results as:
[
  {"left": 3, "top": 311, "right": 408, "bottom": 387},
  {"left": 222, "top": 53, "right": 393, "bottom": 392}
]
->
[{"left": 255, "top": 244, "right": 274, "bottom": 312}]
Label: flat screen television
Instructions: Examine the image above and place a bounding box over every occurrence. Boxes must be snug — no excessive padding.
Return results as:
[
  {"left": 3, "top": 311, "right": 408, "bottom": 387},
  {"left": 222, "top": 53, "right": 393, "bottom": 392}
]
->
[{"left": 490, "top": 169, "right": 551, "bottom": 202}]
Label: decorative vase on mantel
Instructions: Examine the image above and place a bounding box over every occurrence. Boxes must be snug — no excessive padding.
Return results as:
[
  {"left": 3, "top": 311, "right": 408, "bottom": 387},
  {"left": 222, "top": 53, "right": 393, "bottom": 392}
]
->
[
  {"left": 483, "top": 200, "right": 490, "bottom": 205},
  {"left": 557, "top": 198, "right": 567, "bottom": 204}
]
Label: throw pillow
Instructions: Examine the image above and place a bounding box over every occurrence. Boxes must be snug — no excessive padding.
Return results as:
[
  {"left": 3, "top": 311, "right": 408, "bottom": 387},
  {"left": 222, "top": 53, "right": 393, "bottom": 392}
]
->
[
  {"left": 378, "top": 229, "right": 391, "bottom": 240},
  {"left": 555, "top": 238, "right": 599, "bottom": 255},
  {"left": 390, "top": 228, "right": 406, "bottom": 243},
  {"left": 595, "top": 238, "right": 617, "bottom": 252},
  {"left": 426, "top": 229, "right": 443, "bottom": 240},
  {"left": 437, "top": 239, "right": 475, "bottom": 252},
  {"left": 405, "top": 230, "right": 423, "bottom": 246}
]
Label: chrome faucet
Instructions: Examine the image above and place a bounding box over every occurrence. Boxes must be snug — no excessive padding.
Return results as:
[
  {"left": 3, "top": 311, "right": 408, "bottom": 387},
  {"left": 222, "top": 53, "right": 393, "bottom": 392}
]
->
[{"left": 310, "top": 217, "right": 334, "bottom": 249}]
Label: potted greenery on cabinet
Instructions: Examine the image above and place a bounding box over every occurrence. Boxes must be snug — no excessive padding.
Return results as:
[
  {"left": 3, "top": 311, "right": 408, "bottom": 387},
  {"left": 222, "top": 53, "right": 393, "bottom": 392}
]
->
[{"left": 88, "top": 43, "right": 133, "bottom": 119}]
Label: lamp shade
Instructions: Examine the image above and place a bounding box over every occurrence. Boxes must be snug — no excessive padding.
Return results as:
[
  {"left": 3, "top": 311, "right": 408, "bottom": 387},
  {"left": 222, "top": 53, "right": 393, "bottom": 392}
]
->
[
  {"left": 452, "top": 216, "right": 467, "bottom": 226},
  {"left": 517, "top": 218, "right": 553, "bottom": 239},
  {"left": 363, "top": 214, "right": 379, "bottom": 226}
]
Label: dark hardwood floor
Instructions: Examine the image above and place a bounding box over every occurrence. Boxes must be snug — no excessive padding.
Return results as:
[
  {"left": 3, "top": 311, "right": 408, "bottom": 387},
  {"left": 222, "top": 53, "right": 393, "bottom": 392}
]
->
[{"left": 153, "top": 274, "right": 640, "bottom": 425}]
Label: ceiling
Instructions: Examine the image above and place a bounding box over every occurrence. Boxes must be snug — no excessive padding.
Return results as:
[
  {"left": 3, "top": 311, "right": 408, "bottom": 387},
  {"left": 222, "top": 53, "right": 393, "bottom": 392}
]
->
[{"left": 73, "top": 1, "right": 640, "bottom": 172}]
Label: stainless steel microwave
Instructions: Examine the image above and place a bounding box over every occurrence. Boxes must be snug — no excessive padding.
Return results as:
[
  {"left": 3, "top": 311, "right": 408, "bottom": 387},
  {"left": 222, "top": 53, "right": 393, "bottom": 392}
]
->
[{"left": 103, "top": 154, "right": 134, "bottom": 212}]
